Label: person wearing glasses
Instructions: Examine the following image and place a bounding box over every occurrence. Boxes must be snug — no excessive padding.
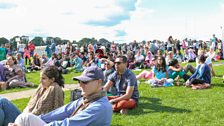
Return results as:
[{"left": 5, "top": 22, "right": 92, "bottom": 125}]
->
[
  {"left": 103, "top": 55, "right": 139, "bottom": 114},
  {"left": 9, "top": 66, "right": 112, "bottom": 126}
]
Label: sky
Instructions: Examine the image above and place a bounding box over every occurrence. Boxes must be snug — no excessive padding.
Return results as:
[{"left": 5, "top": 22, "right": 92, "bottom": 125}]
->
[{"left": 0, "top": 0, "right": 224, "bottom": 43}]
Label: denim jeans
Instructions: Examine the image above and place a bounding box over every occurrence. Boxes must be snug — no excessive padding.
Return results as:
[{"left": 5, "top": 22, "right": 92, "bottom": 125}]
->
[{"left": 0, "top": 96, "right": 21, "bottom": 126}]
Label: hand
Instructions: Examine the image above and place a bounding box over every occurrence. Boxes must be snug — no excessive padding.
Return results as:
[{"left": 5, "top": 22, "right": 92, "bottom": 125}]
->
[
  {"left": 161, "top": 78, "right": 166, "bottom": 83},
  {"left": 109, "top": 99, "right": 116, "bottom": 104},
  {"left": 185, "top": 80, "right": 190, "bottom": 87},
  {"left": 8, "top": 123, "right": 21, "bottom": 126}
]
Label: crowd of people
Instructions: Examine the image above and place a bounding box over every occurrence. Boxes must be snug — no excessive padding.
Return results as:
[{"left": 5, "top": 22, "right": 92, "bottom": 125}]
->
[{"left": 0, "top": 34, "right": 223, "bottom": 125}]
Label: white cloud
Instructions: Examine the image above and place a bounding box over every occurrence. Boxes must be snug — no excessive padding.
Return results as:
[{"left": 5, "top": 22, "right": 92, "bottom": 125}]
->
[{"left": 0, "top": 0, "right": 223, "bottom": 42}]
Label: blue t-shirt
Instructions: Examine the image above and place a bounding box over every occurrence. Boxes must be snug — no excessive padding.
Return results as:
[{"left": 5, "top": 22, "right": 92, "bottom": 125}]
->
[
  {"left": 108, "top": 69, "right": 139, "bottom": 102},
  {"left": 152, "top": 66, "right": 168, "bottom": 79}
]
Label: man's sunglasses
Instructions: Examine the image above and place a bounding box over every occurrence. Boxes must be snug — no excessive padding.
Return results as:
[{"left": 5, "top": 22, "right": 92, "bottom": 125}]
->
[
  {"left": 114, "top": 62, "right": 123, "bottom": 65},
  {"left": 78, "top": 80, "right": 95, "bottom": 84}
]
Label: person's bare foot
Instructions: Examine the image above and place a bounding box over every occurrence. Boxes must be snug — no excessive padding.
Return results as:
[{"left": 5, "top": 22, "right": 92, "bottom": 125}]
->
[
  {"left": 0, "top": 82, "right": 7, "bottom": 90},
  {"left": 176, "top": 81, "right": 180, "bottom": 86}
]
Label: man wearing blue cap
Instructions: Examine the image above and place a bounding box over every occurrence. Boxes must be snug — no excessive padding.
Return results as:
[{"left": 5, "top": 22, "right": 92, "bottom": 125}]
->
[{"left": 9, "top": 66, "right": 113, "bottom": 126}]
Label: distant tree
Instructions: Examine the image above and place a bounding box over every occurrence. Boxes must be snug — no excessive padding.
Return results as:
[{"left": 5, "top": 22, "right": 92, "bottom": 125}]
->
[
  {"left": 31, "top": 37, "right": 44, "bottom": 46},
  {"left": 54, "top": 37, "right": 62, "bottom": 45},
  {"left": 72, "top": 40, "right": 77, "bottom": 44},
  {"left": 0, "top": 37, "right": 9, "bottom": 46},
  {"left": 78, "top": 37, "right": 98, "bottom": 46},
  {"left": 98, "top": 38, "right": 111, "bottom": 46},
  {"left": 46, "top": 37, "right": 54, "bottom": 45},
  {"left": 21, "top": 35, "right": 29, "bottom": 44},
  {"left": 61, "top": 39, "right": 70, "bottom": 44}
]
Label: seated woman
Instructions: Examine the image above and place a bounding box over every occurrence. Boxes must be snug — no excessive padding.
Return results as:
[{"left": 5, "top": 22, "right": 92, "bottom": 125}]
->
[
  {"left": 216, "top": 49, "right": 223, "bottom": 60},
  {"left": 136, "top": 56, "right": 157, "bottom": 80},
  {"left": 0, "top": 65, "right": 64, "bottom": 126},
  {"left": 148, "top": 56, "right": 173, "bottom": 87},
  {"left": 185, "top": 54, "right": 211, "bottom": 90},
  {"left": 127, "top": 52, "right": 136, "bottom": 69},
  {"left": 83, "top": 52, "right": 98, "bottom": 67},
  {"left": 27, "top": 53, "right": 42, "bottom": 72},
  {"left": 165, "top": 51, "right": 174, "bottom": 65},
  {"left": 134, "top": 50, "right": 145, "bottom": 68},
  {"left": 168, "top": 59, "right": 189, "bottom": 86},
  {"left": 70, "top": 52, "right": 83, "bottom": 72},
  {"left": 2, "top": 56, "right": 28, "bottom": 89},
  {"left": 174, "top": 50, "right": 183, "bottom": 63},
  {"left": 144, "top": 51, "right": 154, "bottom": 69},
  {"left": 187, "top": 48, "right": 196, "bottom": 62},
  {"left": 45, "top": 53, "right": 60, "bottom": 66}
]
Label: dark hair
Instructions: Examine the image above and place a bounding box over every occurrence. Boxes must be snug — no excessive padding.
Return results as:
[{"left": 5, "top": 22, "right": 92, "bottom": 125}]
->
[
  {"left": 117, "top": 55, "right": 127, "bottom": 63},
  {"left": 198, "top": 54, "right": 206, "bottom": 63},
  {"left": 168, "top": 59, "right": 178, "bottom": 66},
  {"left": 156, "top": 56, "right": 166, "bottom": 72},
  {"left": 41, "top": 65, "right": 64, "bottom": 87}
]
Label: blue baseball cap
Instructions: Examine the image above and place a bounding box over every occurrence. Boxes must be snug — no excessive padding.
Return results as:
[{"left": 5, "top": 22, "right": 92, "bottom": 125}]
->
[{"left": 73, "top": 66, "right": 104, "bottom": 83}]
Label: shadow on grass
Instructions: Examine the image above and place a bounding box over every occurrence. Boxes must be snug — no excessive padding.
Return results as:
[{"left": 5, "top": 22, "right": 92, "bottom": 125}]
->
[{"left": 129, "top": 97, "right": 191, "bottom": 115}]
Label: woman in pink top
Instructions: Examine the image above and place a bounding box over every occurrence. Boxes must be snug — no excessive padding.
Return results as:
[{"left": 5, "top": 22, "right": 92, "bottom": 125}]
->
[
  {"left": 136, "top": 56, "right": 157, "bottom": 80},
  {"left": 24, "top": 45, "right": 31, "bottom": 65}
]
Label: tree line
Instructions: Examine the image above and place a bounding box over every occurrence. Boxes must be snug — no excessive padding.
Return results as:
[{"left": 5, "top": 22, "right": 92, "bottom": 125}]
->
[{"left": 0, "top": 36, "right": 111, "bottom": 50}]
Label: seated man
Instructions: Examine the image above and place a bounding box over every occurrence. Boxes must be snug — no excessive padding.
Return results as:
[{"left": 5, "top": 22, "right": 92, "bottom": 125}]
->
[
  {"left": 104, "top": 55, "right": 139, "bottom": 114},
  {"left": 9, "top": 66, "right": 113, "bottom": 126}
]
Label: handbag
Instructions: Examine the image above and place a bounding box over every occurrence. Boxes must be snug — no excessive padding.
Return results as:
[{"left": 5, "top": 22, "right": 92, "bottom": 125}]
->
[{"left": 70, "top": 89, "right": 82, "bottom": 102}]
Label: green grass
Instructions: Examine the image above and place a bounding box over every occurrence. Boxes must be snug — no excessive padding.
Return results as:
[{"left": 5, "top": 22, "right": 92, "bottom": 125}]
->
[
  {"left": 10, "top": 62, "right": 224, "bottom": 126},
  {"left": 0, "top": 70, "right": 82, "bottom": 94}
]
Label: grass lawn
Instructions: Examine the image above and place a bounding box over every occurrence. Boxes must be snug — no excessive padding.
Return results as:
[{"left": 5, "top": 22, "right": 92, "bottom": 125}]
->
[
  {"left": 0, "top": 70, "right": 82, "bottom": 94},
  {"left": 9, "top": 61, "right": 224, "bottom": 126}
]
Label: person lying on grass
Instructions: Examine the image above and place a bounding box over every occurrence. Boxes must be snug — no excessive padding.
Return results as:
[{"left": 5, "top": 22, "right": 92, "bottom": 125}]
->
[
  {"left": 0, "top": 65, "right": 64, "bottom": 126},
  {"left": 185, "top": 54, "right": 211, "bottom": 90}
]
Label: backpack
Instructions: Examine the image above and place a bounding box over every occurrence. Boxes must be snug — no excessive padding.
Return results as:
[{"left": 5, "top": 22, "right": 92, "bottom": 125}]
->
[{"left": 70, "top": 89, "right": 82, "bottom": 102}]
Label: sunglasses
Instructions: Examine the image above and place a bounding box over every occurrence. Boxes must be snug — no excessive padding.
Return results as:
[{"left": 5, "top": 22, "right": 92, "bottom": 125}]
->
[
  {"left": 78, "top": 79, "right": 96, "bottom": 84},
  {"left": 114, "top": 62, "right": 123, "bottom": 65}
]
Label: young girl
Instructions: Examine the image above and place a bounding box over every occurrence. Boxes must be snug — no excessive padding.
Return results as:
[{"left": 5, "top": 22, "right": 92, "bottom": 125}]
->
[{"left": 148, "top": 56, "right": 173, "bottom": 87}]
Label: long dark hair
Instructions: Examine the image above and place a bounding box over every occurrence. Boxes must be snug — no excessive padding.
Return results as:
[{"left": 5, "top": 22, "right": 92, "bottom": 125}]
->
[
  {"left": 156, "top": 56, "right": 166, "bottom": 72},
  {"left": 41, "top": 65, "right": 64, "bottom": 87}
]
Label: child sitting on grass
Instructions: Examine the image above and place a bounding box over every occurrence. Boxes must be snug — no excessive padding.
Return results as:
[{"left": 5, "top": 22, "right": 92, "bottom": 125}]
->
[{"left": 148, "top": 56, "right": 173, "bottom": 87}]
